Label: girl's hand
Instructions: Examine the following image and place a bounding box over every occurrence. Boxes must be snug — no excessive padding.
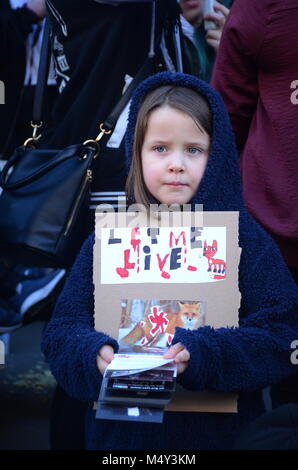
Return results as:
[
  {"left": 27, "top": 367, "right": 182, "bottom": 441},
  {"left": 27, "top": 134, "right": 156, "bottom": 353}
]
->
[
  {"left": 204, "top": 1, "right": 230, "bottom": 51},
  {"left": 163, "top": 342, "right": 190, "bottom": 375},
  {"left": 97, "top": 344, "right": 114, "bottom": 376}
]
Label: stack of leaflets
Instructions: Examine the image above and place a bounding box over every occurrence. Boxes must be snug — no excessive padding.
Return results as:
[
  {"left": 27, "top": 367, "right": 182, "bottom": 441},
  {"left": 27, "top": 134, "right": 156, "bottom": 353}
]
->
[{"left": 96, "top": 351, "right": 177, "bottom": 423}]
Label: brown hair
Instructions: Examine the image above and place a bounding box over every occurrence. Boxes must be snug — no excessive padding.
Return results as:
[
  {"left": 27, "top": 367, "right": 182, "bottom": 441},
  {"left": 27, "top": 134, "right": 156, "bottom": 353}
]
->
[{"left": 125, "top": 85, "right": 212, "bottom": 208}]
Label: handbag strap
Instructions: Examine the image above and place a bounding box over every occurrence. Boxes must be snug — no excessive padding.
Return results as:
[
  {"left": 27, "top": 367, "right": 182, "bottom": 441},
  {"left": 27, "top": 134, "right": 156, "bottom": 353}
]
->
[
  {"left": 32, "top": 19, "right": 52, "bottom": 125},
  {"left": 1, "top": 6, "right": 157, "bottom": 190},
  {"left": 100, "top": 0, "right": 158, "bottom": 134},
  {"left": 26, "top": 17, "right": 156, "bottom": 145},
  {"left": 103, "top": 57, "right": 155, "bottom": 133},
  {"left": 24, "top": 1, "right": 183, "bottom": 144},
  {"left": 2, "top": 1, "right": 161, "bottom": 191}
]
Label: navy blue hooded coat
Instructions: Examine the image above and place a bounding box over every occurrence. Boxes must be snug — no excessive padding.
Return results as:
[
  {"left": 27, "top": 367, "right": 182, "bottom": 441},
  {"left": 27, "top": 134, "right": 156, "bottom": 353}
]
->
[{"left": 42, "top": 72, "right": 298, "bottom": 450}]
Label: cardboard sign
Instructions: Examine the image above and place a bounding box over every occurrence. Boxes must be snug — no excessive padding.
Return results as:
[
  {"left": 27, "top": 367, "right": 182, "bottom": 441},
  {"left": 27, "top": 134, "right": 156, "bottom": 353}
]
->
[{"left": 94, "top": 210, "right": 241, "bottom": 413}]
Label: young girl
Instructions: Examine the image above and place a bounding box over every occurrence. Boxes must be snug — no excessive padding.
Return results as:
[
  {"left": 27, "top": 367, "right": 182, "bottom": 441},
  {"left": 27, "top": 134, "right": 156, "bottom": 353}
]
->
[{"left": 42, "top": 72, "right": 298, "bottom": 450}]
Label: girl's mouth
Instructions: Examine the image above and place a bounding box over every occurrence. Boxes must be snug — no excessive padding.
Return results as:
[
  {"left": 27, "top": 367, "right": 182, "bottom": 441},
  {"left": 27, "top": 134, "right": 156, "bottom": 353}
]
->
[{"left": 165, "top": 182, "right": 187, "bottom": 187}]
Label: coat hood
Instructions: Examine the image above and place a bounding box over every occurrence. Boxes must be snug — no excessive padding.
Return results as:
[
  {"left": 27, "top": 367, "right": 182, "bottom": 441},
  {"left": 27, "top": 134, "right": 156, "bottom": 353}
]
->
[{"left": 125, "top": 71, "right": 245, "bottom": 212}]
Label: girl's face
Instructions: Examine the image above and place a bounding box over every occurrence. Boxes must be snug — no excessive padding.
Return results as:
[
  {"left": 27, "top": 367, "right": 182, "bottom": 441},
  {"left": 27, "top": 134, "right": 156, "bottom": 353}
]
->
[{"left": 141, "top": 105, "right": 210, "bottom": 206}]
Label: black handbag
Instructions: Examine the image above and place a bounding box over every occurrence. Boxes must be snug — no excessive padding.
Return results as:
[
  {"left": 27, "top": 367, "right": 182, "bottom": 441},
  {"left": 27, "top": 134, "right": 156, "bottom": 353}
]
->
[
  {"left": 0, "top": 20, "right": 156, "bottom": 268},
  {"left": 0, "top": 143, "right": 98, "bottom": 267}
]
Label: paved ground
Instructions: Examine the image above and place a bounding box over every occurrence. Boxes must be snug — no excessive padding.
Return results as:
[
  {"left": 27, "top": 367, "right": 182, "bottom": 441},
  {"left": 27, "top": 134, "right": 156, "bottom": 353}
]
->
[{"left": 0, "top": 321, "right": 56, "bottom": 450}]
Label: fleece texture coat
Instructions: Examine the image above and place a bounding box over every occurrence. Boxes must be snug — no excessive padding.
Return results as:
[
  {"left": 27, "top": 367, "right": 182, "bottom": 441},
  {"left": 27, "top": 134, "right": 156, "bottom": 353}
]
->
[{"left": 42, "top": 72, "right": 298, "bottom": 450}]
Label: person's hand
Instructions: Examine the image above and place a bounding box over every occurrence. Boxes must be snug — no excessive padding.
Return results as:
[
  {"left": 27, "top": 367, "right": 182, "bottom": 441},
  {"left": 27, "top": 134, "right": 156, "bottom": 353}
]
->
[
  {"left": 26, "top": 0, "right": 47, "bottom": 20},
  {"left": 204, "top": 1, "right": 230, "bottom": 51},
  {"left": 96, "top": 344, "right": 114, "bottom": 376},
  {"left": 163, "top": 342, "right": 190, "bottom": 375}
]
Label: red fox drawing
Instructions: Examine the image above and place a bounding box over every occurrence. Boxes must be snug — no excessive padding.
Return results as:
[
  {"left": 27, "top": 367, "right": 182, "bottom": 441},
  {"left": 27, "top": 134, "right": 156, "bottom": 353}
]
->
[
  {"left": 203, "top": 240, "right": 226, "bottom": 279},
  {"left": 120, "top": 302, "right": 204, "bottom": 347}
]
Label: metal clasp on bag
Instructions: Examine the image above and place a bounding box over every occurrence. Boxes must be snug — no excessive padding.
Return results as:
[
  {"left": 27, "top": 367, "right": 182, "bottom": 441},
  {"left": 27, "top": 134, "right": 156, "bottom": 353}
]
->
[
  {"left": 82, "top": 123, "right": 112, "bottom": 160},
  {"left": 23, "top": 121, "right": 43, "bottom": 148}
]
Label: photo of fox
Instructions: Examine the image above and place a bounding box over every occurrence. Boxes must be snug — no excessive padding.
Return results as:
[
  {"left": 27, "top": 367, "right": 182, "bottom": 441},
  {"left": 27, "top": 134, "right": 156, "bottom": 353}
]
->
[{"left": 120, "top": 301, "right": 205, "bottom": 348}]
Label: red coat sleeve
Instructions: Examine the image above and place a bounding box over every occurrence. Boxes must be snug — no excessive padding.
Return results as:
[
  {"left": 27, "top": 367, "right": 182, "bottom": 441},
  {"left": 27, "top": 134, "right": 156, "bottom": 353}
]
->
[{"left": 211, "top": 0, "right": 268, "bottom": 152}]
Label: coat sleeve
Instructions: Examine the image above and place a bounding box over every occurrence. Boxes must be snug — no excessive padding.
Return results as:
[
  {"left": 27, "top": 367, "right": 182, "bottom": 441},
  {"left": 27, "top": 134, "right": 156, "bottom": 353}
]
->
[
  {"left": 211, "top": 0, "right": 268, "bottom": 152},
  {"left": 41, "top": 234, "right": 119, "bottom": 402},
  {"left": 173, "top": 230, "right": 298, "bottom": 393}
]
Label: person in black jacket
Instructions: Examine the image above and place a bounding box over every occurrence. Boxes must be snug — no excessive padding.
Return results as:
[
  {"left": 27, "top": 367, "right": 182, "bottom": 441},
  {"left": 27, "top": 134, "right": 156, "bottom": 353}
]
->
[
  {"left": 0, "top": 0, "right": 56, "bottom": 158},
  {"left": 0, "top": 0, "right": 63, "bottom": 332}
]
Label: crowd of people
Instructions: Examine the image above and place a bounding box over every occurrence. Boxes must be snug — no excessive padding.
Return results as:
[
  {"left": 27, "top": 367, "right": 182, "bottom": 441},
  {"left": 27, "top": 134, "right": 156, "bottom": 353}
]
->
[{"left": 0, "top": 0, "right": 297, "bottom": 451}]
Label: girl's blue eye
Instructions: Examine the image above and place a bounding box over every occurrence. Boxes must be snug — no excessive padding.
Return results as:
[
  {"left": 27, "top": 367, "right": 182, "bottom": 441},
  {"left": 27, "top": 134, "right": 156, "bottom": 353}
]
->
[
  {"left": 187, "top": 147, "right": 202, "bottom": 155},
  {"left": 154, "top": 146, "right": 166, "bottom": 153}
]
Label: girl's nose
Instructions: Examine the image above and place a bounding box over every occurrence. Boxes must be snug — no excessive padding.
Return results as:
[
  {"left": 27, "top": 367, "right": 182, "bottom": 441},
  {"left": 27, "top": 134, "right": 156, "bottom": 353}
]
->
[{"left": 168, "top": 153, "right": 185, "bottom": 172}]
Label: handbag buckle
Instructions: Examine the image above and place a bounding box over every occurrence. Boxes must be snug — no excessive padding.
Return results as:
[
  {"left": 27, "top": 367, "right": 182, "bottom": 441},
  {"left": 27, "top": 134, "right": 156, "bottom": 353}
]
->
[
  {"left": 94, "top": 123, "right": 112, "bottom": 143},
  {"left": 81, "top": 140, "right": 99, "bottom": 160},
  {"left": 82, "top": 123, "right": 112, "bottom": 159},
  {"left": 23, "top": 121, "right": 43, "bottom": 147}
]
